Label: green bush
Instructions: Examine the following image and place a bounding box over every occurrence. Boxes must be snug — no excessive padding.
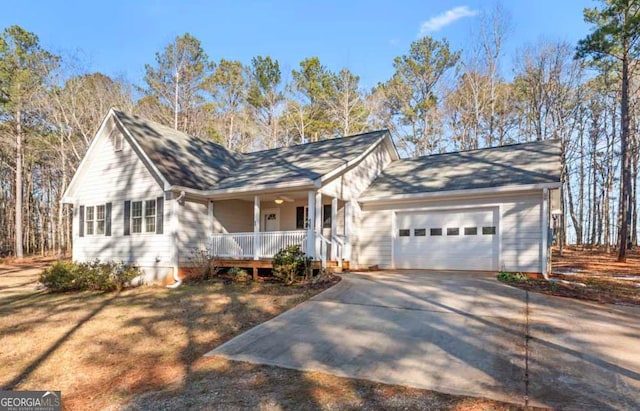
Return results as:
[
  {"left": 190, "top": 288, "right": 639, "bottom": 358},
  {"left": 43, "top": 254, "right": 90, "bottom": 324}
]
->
[
  {"left": 228, "top": 267, "right": 250, "bottom": 283},
  {"left": 272, "top": 245, "right": 312, "bottom": 285},
  {"left": 40, "top": 261, "right": 80, "bottom": 291},
  {"left": 497, "top": 271, "right": 529, "bottom": 283},
  {"left": 40, "top": 260, "right": 140, "bottom": 292}
]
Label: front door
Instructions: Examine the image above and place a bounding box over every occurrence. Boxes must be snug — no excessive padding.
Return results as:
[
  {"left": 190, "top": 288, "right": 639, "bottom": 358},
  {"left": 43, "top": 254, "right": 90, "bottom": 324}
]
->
[{"left": 262, "top": 208, "right": 280, "bottom": 232}]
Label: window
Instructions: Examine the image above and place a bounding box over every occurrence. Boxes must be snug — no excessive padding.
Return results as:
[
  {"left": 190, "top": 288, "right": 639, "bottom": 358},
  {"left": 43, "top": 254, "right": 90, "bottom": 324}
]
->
[
  {"left": 145, "top": 200, "right": 157, "bottom": 232},
  {"left": 414, "top": 228, "right": 426, "bottom": 236},
  {"left": 296, "top": 206, "right": 309, "bottom": 229},
  {"left": 482, "top": 226, "right": 496, "bottom": 235},
  {"left": 295, "top": 205, "right": 330, "bottom": 229},
  {"left": 399, "top": 229, "right": 410, "bottom": 237},
  {"left": 464, "top": 227, "right": 477, "bottom": 235},
  {"left": 86, "top": 206, "right": 94, "bottom": 235},
  {"left": 96, "top": 205, "right": 105, "bottom": 235},
  {"left": 323, "top": 204, "right": 332, "bottom": 228},
  {"left": 131, "top": 201, "right": 143, "bottom": 233},
  {"left": 447, "top": 227, "right": 459, "bottom": 236},
  {"left": 430, "top": 228, "right": 443, "bottom": 236}
]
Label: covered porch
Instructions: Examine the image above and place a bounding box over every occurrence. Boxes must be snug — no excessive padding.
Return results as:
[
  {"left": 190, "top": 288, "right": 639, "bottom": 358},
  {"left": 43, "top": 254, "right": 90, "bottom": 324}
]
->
[{"left": 207, "top": 190, "right": 354, "bottom": 269}]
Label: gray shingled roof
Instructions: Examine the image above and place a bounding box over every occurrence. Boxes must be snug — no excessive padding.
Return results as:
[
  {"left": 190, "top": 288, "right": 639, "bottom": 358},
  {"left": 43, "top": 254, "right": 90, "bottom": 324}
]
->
[
  {"left": 362, "top": 139, "right": 561, "bottom": 198},
  {"left": 215, "top": 130, "right": 389, "bottom": 190},
  {"left": 114, "top": 110, "right": 388, "bottom": 191},
  {"left": 114, "top": 110, "right": 240, "bottom": 190}
]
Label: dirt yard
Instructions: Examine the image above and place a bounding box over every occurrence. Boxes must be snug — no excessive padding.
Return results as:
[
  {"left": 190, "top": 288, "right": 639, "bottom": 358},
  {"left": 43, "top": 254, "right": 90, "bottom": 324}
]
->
[
  {"left": 503, "top": 246, "right": 640, "bottom": 305},
  {"left": 553, "top": 245, "right": 640, "bottom": 276},
  {"left": 0, "top": 262, "right": 523, "bottom": 411}
]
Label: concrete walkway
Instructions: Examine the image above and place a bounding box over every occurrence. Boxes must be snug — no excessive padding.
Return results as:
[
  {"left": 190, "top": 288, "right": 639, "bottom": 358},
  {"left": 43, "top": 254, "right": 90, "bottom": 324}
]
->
[{"left": 207, "top": 271, "right": 640, "bottom": 410}]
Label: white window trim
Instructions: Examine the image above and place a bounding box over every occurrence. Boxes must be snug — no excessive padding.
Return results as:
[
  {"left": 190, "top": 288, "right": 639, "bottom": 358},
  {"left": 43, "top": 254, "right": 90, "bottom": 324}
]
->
[
  {"left": 84, "top": 203, "right": 108, "bottom": 236},
  {"left": 130, "top": 199, "right": 157, "bottom": 235},
  {"left": 145, "top": 199, "right": 157, "bottom": 233},
  {"left": 96, "top": 205, "right": 105, "bottom": 235},
  {"left": 131, "top": 200, "right": 143, "bottom": 234},
  {"left": 85, "top": 205, "right": 95, "bottom": 236}
]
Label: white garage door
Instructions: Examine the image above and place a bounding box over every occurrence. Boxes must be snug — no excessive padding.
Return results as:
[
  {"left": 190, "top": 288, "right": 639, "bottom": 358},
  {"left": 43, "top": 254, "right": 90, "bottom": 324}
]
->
[{"left": 394, "top": 208, "right": 499, "bottom": 271}]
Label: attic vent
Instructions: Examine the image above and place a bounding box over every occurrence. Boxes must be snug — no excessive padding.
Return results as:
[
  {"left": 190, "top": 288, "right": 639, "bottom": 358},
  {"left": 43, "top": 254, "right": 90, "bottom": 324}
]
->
[{"left": 111, "top": 130, "right": 124, "bottom": 152}]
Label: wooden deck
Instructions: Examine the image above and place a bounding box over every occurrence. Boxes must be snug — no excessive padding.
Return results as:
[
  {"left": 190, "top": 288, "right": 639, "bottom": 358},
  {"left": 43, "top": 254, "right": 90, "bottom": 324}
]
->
[{"left": 214, "top": 258, "right": 345, "bottom": 280}]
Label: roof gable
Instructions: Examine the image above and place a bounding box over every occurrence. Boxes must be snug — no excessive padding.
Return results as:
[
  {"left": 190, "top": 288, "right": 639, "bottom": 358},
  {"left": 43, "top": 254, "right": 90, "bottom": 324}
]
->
[{"left": 61, "top": 111, "right": 167, "bottom": 203}]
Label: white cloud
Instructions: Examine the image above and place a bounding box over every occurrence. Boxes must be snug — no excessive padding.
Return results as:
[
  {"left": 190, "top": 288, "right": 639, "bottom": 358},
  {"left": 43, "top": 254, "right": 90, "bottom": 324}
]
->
[{"left": 418, "top": 6, "right": 478, "bottom": 36}]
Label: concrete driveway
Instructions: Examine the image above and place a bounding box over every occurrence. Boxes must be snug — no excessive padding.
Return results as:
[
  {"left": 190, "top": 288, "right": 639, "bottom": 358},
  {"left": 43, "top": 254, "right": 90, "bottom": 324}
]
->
[{"left": 207, "top": 271, "right": 640, "bottom": 410}]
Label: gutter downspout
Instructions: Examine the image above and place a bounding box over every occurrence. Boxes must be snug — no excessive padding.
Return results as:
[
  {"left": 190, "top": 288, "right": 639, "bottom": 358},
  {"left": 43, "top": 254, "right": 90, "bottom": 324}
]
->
[
  {"left": 542, "top": 188, "right": 550, "bottom": 280},
  {"left": 167, "top": 191, "right": 185, "bottom": 288}
]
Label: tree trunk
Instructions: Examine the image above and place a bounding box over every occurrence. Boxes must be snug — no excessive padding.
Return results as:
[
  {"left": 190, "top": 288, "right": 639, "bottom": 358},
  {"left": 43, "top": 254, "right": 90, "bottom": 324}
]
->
[
  {"left": 14, "top": 110, "right": 24, "bottom": 259},
  {"left": 579, "top": 116, "right": 585, "bottom": 245},
  {"left": 591, "top": 128, "right": 598, "bottom": 245},
  {"left": 174, "top": 68, "right": 180, "bottom": 130},
  {"left": 618, "top": 51, "right": 631, "bottom": 261}
]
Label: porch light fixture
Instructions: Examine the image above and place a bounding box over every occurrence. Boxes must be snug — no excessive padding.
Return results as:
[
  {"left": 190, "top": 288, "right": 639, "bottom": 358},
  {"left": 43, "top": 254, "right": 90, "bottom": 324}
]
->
[{"left": 274, "top": 198, "right": 284, "bottom": 205}]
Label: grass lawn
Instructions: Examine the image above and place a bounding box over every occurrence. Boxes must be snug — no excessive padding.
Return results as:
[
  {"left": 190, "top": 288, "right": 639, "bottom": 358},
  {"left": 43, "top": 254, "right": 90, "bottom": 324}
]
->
[{"left": 1, "top": 262, "right": 525, "bottom": 410}]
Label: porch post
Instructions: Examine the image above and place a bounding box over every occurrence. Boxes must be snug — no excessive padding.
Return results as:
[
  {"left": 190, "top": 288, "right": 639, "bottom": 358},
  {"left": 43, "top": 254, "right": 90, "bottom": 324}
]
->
[
  {"left": 315, "top": 191, "right": 322, "bottom": 258},
  {"left": 343, "top": 200, "right": 352, "bottom": 261},
  {"left": 306, "top": 191, "right": 316, "bottom": 258},
  {"left": 254, "top": 196, "right": 260, "bottom": 260},
  {"left": 330, "top": 197, "right": 338, "bottom": 260}
]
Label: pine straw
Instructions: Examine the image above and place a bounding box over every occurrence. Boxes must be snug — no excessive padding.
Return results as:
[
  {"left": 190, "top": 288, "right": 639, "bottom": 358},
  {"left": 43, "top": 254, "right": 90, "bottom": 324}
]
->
[{"left": 553, "top": 246, "right": 640, "bottom": 277}]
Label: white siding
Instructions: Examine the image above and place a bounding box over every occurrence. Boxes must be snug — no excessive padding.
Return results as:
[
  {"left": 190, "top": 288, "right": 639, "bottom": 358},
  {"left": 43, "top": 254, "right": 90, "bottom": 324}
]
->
[
  {"left": 320, "top": 141, "right": 393, "bottom": 200},
  {"left": 212, "top": 199, "right": 254, "bottom": 233},
  {"left": 71, "top": 126, "right": 172, "bottom": 282},
  {"left": 355, "top": 191, "right": 544, "bottom": 273},
  {"left": 178, "top": 199, "right": 210, "bottom": 265}
]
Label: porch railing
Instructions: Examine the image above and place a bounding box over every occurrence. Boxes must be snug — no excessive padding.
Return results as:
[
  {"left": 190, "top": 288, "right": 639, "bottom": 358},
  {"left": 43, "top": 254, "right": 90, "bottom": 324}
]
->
[{"left": 210, "top": 230, "right": 307, "bottom": 259}]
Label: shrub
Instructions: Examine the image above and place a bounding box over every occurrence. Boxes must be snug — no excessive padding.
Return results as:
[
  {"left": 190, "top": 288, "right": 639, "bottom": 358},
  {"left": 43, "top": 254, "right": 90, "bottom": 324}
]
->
[
  {"left": 40, "top": 261, "right": 80, "bottom": 291},
  {"left": 497, "top": 271, "right": 529, "bottom": 283},
  {"left": 40, "top": 260, "right": 140, "bottom": 292},
  {"left": 272, "top": 245, "right": 312, "bottom": 285},
  {"left": 228, "top": 267, "right": 250, "bottom": 283},
  {"left": 187, "top": 248, "right": 219, "bottom": 282}
]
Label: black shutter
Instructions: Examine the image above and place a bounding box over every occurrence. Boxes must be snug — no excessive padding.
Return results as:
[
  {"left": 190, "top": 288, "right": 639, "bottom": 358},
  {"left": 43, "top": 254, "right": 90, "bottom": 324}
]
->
[
  {"left": 156, "top": 196, "right": 164, "bottom": 234},
  {"left": 296, "top": 206, "right": 305, "bottom": 229},
  {"left": 124, "top": 200, "right": 131, "bottom": 236},
  {"left": 79, "top": 205, "right": 85, "bottom": 237},
  {"left": 105, "top": 202, "right": 112, "bottom": 236}
]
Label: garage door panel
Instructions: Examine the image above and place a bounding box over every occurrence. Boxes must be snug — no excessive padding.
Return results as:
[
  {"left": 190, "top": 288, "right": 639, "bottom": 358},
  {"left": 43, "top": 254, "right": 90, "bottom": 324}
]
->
[{"left": 394, "top": 208, "right": 499, "bottom": 271}]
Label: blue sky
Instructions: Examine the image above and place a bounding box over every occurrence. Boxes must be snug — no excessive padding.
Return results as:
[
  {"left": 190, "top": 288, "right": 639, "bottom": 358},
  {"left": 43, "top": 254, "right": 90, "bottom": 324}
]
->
[{"left": 3, "top": 0, "right": 592, "bottom": 89}]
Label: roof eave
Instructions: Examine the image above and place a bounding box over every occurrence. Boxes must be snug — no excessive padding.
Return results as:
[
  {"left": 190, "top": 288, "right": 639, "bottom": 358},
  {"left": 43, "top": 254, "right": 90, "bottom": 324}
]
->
[
  {"left": 168, "top": 178, "right": 321, "bottom": 200},
  {"left": 358, "top": 182, "right": 562, "bottom": 204}
]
